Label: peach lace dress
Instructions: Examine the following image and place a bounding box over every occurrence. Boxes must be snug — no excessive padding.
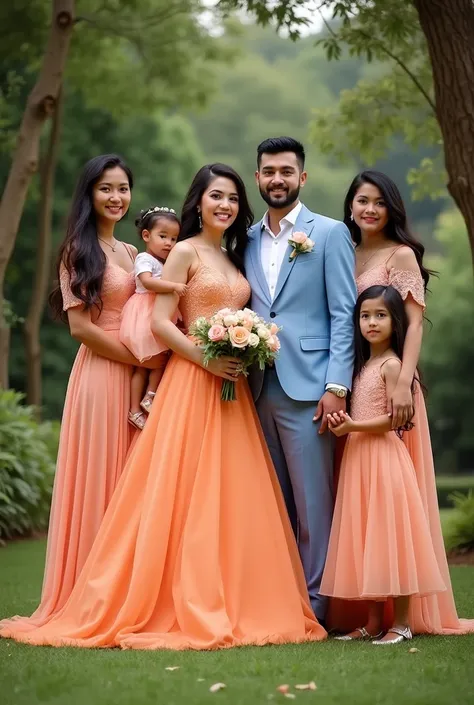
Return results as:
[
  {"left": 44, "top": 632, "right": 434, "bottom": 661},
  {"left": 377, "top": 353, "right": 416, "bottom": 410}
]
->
[
  {"left": 321, "top": 359, "right": 446, "bottom": 601},
  {"left": 0, "top": 258, "right": 136, "bottom": 636},
  {"left": 0, "top": 258, "right": 325, "bottom": 650},
  {"left": 326, "top": 256, "right": 474, "bottom": 634}
]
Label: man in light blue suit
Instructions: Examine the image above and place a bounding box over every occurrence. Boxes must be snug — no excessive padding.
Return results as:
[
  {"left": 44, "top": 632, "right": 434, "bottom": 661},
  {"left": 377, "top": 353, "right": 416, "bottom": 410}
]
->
[{"left": 245, "top": 137, "right": 356, "bottom": 622}]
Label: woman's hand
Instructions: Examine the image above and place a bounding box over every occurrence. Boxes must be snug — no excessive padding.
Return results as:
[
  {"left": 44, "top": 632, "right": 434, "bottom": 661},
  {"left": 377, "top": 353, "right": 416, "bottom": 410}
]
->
[
  {"left": 327, "top": 411, "right": 355, "bottom": 437},
  {"left": 205, "top": 356, "right": 242, "bottom": 381},
  {"left": 389, "top": 382, "right": 414, "bottom": 429}
]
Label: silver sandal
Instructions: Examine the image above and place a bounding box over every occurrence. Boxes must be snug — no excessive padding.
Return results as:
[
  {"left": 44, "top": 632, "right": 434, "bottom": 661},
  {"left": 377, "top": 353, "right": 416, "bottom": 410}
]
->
[
  {"left": 372, "top": 626, "right": 413, "bottom": 645},
  {"left": 128, "top": 410, "right": 146, "bottom": 430},
  {"left": 140, "top": 391, "right": 156, "bottom": 414},
  {"left": 334, "top": 627, "right": 384, "bottom": 641}
]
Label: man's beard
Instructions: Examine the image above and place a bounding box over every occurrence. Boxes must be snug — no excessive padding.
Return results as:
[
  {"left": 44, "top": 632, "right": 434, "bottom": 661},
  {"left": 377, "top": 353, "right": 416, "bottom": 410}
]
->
[{"left": 259, "top": 184, "right": 300, "bottom": 210}]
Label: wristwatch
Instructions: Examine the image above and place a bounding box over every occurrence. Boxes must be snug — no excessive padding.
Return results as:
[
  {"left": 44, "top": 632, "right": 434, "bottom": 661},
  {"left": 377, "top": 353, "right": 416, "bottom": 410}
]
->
[{"left": 326, "top": 384, "right": 347, "bottom": 399}]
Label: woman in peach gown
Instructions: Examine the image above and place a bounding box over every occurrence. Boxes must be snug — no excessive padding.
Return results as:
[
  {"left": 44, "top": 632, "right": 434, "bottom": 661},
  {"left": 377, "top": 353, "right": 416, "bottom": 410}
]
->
[
  {"left": 0, "top": 155, "right": 160, "bottom": 635},
  {"left": 0, "top": 163, "right": 325, "bottom": 650},
  {"left": 327, "top": 169, "right": 473, "bottom": 636}
]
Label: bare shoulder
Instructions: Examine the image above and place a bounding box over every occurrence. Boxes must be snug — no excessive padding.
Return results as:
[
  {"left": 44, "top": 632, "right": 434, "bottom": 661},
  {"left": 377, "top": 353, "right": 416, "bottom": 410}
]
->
[
  {"left": 381, "top": 357, "right": 402, "bottom": 381},
  {"left": 391, "top": 245, "right": 419, "bottom": 272},
  {"left": 165, "top": 240, "right": 197, "bottom": 266}
]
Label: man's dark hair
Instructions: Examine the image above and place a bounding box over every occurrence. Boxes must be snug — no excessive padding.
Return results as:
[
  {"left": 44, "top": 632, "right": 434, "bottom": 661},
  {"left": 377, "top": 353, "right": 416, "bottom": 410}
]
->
[{"left": 257, "top": 137, "right": 305, "bottom": 170}]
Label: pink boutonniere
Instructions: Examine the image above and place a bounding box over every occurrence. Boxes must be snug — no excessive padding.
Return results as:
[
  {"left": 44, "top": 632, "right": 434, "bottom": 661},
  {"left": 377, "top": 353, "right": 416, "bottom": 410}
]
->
[{"left": 288, "top": 231, "right": 315, "bottom": 261}]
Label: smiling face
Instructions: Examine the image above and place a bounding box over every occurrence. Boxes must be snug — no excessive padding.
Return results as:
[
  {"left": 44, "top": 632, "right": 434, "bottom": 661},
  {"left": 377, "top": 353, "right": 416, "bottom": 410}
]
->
[
  {"left": 359, "top": 295, "right": 393, "bottom": 346},
  {"left": 256, "top": 151, "right": 306, "bottom": 210},
  {"left": 199, "top": 176, "right": 239, "bottom": 232},
  {"left": 351, "top": 182, "right": 389, "bottom": 238},
  {"left": 92, "top": 166, "right": 131, "bottom": 224}
]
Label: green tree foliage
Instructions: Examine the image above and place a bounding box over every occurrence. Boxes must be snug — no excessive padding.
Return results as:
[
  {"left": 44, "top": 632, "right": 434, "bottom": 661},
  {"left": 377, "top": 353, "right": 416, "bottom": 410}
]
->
[{"left": 422, "top": 209, "right": 474, "bottom": 473}]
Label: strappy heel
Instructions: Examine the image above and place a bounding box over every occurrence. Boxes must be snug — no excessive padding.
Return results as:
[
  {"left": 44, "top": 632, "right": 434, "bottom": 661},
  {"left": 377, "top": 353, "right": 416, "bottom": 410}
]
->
[
  {"left": 372, "top": 626, "right": 412, "bottom": 645},
  {"left": 128, "top": 410, "right": 146, "bottom": 430},
  {"left": 140, "top": 391, "right": 156, "bottom": 414},
  {"left": 334, "top": 627, "right": 384, "bottom": 641}
]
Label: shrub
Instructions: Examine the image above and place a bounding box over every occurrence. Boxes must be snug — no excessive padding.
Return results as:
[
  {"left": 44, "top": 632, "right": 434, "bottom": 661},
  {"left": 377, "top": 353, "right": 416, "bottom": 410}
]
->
[
  {"left": 0, "top": 390, "right": 57, "bottom": 541},
  {"left": 444, "top": 491, "right": 474, "bottom": 554},
  {"left": 436, "top": 475, "right": 474, "bottom": 508}
]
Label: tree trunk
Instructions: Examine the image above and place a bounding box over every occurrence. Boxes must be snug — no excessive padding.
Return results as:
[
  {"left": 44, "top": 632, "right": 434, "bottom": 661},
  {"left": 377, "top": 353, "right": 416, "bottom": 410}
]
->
[
  {"left": 413, "top": 0, "right": 474, "bottom": 270},
  {"left": 0, "top": 0, "right": 74, "bottom": 389},
  {"left": 24, "top": 86, "right": 64, "bottom": 415}
]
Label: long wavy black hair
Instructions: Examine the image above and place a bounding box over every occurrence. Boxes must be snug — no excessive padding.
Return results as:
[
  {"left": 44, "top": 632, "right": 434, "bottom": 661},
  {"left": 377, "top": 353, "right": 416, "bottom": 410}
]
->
[
  {"left": 179, "top": 163, "right": 253, "bottom": 274},
  {"left": 344, "top": 170, "right": 432, "bottom": 290},
  {"left": 50, "top": 154, "right": 133, "bottom": 322}
]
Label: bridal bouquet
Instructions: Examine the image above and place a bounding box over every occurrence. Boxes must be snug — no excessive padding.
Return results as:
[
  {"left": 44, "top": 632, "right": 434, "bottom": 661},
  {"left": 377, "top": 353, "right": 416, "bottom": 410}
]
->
[{"left": 189, "top": 307, "right": 281, "bottom": 401}]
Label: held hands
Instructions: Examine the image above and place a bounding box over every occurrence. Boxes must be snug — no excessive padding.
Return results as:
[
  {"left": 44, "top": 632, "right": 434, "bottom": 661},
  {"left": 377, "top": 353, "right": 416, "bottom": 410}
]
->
[
  {"left": 326, "top": 411, "right": 355, "bottom": 437},
  {"left": 313, "top": 392, "right": 347, "bottom": 434},
  {"left": 389, "top": 382, "right": 414, "bottom": 429}
]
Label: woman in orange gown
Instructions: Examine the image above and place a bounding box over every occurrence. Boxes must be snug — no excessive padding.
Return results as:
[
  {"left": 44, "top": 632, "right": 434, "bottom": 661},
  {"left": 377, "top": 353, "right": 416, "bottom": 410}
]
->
[
  {"left": 327, "top": 170, "right": 473, "bottom": 636},
  {"left": 0, "top": 155, "right": 160, "bottom": 634},
  {"left": 0, "top": 163, "right": 324, "bottom": 650}
]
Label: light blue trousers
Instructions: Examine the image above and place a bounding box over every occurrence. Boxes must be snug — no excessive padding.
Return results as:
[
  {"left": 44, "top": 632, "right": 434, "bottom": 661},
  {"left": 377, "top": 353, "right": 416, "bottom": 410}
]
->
[{"left": 255, "top": 366, "right": 335, "bottom": 620}]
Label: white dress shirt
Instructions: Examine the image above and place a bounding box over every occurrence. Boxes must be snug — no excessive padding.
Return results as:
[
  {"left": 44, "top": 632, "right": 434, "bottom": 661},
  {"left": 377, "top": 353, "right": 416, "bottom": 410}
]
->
[{"left": 260, "top": 201, "right": 303, "bottom": 300}]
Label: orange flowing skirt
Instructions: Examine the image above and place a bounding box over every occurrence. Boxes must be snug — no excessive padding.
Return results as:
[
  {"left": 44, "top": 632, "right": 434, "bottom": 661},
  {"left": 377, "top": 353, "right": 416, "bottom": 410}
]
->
[
  {"left": 1, "top": 354, "right": 325, "bottom": 650},
  {"left": 327, "top": 387, "right": 474, "bottom": 634},
  {"left": 321, "top": 431, "right": 446, "bottom": 600},
  {"left": 0, "top": 333, "right": 135, "bottom": 634}
]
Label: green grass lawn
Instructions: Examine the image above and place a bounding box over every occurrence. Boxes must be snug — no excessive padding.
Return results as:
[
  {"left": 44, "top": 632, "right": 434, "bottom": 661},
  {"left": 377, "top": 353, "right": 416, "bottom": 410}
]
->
[{"left": 1, "top": 540, "right": 473, "bottom": 705}]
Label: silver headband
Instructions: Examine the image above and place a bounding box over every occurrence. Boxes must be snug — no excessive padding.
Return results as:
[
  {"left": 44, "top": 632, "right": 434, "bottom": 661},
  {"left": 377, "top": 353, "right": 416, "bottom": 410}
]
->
[{"left": 143, "top": 206, "right": 176, "bottom": 218}]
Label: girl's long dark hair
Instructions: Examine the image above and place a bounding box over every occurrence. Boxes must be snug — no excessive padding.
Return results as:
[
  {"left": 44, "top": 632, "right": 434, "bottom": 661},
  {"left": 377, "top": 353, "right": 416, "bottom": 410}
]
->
[
  {"left": 50, "top": 154, "right": 133, "bottom": 322},
  {"left": 354, "top": 285, "right": 409, "bottom": 381},
  {"left": 179, "top": 163, "right": 253, "bottom": 273},
  {"left": 344, "top": 170, "right": 433, "bottom": 290}
]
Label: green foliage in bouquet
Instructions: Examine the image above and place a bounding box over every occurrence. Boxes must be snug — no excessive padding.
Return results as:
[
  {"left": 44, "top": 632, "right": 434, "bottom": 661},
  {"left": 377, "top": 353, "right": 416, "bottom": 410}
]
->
[{"left": 0, "top": 390, "right": 57, "bottom": 541}]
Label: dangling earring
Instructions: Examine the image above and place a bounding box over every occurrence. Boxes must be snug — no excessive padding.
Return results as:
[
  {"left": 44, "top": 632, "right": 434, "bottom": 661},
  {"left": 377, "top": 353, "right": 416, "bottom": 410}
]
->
[
  {"left": 350, "top": 212, "right": 354, "bottom": 222},
  {"left": 197, "top": 209, "right": 203, "bottom": 230}
]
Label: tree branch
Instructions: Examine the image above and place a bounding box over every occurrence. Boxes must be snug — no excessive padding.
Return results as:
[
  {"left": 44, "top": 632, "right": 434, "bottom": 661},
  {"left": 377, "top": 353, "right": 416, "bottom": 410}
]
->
[{"left": 318, "top": 10, "right": 436, "bottom": 114}]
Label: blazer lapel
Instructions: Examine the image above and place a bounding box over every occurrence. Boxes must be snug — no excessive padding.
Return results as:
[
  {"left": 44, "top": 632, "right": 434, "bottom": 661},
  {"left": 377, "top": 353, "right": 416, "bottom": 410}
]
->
[
  {"left": 273, "top": 205, "right": 315, "bottom": 302},
  {"left": 248, "top": 223, "right": 272, "bottom": 305}
]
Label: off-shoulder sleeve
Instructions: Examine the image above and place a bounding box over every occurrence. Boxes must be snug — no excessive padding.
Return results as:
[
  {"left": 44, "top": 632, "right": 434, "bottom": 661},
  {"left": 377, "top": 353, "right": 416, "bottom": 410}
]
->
[
  {"left": 59, "top": 263, "right": 83, "bottom": 311},
  {"left": 388, "top": 268, "right": 425, "bottom": 308}
]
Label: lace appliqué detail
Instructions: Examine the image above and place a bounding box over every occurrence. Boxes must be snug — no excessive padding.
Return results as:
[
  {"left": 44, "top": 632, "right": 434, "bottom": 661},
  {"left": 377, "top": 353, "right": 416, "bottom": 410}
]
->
[
  {"left": 389, "top": 268, "right": 425, "bottom": 309},
  {"left": 59, "top": 264, "right": 83, "bottom": 311},
  {"left": 350, "top": 364, "right": 389, "bottom": 422},
  {"left": 179, "top": 264, "right": 251, "bottom": 329}
]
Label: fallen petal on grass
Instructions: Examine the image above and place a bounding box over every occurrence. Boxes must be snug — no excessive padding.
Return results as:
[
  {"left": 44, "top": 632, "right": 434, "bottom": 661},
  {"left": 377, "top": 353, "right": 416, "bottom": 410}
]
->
[
  {"left": 277, "top": 685, "right": 290, "bottom": 694},
  {"left": 295, "top": 682, "right": 317, "bottom": 691},
  {"left": 209, "top": 683, "right": 226, "bottom": 693}
]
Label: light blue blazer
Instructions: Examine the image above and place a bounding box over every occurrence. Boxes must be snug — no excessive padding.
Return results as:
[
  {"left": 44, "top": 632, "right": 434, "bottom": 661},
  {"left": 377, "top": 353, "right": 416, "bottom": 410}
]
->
[{"left": 245, "top": 204, "right": 357, "bottom": 402}]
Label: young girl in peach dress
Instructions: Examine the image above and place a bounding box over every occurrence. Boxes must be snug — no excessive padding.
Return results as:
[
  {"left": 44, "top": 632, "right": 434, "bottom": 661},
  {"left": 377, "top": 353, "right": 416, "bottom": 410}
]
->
[
  {"left": 0, "top": 163, "right": 325, "bottom": 650},
  {"left": 327, "top": 169, "right": 474, "bottom": 635},
  {"left": 0, "top": 155, "right": 160, "bottom": 636},
  {"left": 120, "top": 207, "right": 187, "bottom": 430},
  {"left": 321, "top": 285, "right": 446, "bottom": 644}
]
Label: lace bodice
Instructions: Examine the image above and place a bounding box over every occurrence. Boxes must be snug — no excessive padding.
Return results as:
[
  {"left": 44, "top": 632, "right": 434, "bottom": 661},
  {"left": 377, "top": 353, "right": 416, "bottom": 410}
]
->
[
  {"left": 179, "top": 263, "right": 251, "bottom": 328},
  {"left": 356, "top": 263, "right": 425, "bottom": 308},
  {"left": 350, "top": 361, "right": 394, "bottom": 422},
  {"left": 60, "top": 263, "right": 135, "bottom": 330}
]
